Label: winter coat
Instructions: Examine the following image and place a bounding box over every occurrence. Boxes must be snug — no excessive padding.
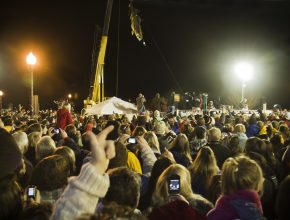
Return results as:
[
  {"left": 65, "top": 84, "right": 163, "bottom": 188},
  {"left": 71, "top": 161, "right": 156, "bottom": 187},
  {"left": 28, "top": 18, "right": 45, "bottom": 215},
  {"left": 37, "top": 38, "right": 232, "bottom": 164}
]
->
[
  {"left": 51, "top": 163, "right": 109, "bottom": 220},
  {"left": 207, "top": 190, "right": 265, "bottom": 220},
  {"left": 207, "top": 141, "right": 231, "bottom": 169},
  {"left": 246, "top": 124, "right": 260, "bottom": 138},
  {"left": 56, "top": 108, "right": 73, "bottom": 129}
]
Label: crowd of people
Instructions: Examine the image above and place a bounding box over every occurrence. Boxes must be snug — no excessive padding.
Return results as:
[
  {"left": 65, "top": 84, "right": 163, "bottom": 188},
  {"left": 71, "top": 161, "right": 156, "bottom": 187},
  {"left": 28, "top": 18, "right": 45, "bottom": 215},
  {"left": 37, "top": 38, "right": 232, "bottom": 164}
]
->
[{"left": 0, "top": 100, "right": 290, "bottom": 220}]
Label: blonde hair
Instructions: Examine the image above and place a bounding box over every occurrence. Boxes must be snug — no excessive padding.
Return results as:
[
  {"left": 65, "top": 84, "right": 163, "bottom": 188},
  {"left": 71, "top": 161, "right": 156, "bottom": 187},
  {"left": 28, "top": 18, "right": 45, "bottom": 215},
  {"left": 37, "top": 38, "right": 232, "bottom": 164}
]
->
[
  {"left": 144, "top": 131, "right": 160, "bottom": 153},
  {"left": 208, "top": 127, "right": 222, "bottom": 141},
  {"left": 152, "top": 164, "right": 204, "bottom": 207},
  {"left": 28, "top": 131, "right": 42, "bottom": 148},
  {"left": 234, "top": 124, "right": 246, "bottom": 133},
  {"left": 171, "top": 134, "right": 192, "bottom": 162},
  {"left": 36, "top": 136, "right": 56, "bottom": 162},
  {"left": 189, "top": 146, "right": 219, "bottom": 189},
  {"left": 12, "top": 131, "right": 29, "bottom": 154},
  {"left": 221, "top": 155, "right": 264, "bottom": 195}
]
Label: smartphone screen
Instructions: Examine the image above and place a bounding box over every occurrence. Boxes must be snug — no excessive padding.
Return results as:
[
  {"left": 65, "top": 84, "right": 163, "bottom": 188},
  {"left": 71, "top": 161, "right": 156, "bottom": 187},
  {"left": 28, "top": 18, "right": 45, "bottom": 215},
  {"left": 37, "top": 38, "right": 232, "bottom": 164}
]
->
[
  {"left": 54, "top": 128, "right": 60, "bottom": 134},
  {"left": 28, "top": 187, "right": 35, "bottom": 198},
  {"left": 128, "top": 137, "right": 137, "bottom": 144},
  {"left": 168, "top": 175, "right": 180, "bottom": 194}
]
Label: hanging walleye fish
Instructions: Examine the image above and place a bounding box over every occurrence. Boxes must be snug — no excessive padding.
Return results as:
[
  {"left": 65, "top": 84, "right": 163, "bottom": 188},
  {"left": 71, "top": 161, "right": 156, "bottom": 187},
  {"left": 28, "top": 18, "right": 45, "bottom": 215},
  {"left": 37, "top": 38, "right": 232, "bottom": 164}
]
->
[{"left": 129, "top": 0, "right": 146, "bottom": 45}]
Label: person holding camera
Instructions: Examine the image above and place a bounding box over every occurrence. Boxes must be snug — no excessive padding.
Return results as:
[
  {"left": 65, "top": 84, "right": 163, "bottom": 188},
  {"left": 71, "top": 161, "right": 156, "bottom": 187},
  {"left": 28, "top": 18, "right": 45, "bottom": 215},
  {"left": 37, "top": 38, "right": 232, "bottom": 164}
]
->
[
  {"left": 151, "top": 164, "right": 213, "bottom": 217},
  {"left": 51, "top": 126, "right": 115, "bottom": 219}
]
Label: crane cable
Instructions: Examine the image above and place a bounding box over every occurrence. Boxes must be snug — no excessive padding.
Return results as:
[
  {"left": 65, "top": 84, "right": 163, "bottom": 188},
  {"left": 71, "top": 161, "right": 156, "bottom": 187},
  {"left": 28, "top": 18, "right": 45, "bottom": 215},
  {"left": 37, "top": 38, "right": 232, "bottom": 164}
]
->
[{"left": 148, "top": 28, "right": 184, "bottom": 94}]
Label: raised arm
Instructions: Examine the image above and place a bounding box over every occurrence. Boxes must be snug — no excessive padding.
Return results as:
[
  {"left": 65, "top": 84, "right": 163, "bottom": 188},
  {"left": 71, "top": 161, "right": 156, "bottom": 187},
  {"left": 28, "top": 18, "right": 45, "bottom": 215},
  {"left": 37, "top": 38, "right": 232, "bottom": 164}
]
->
[{"left": 51, "top": 126, "right": 115, "bottom": 220}]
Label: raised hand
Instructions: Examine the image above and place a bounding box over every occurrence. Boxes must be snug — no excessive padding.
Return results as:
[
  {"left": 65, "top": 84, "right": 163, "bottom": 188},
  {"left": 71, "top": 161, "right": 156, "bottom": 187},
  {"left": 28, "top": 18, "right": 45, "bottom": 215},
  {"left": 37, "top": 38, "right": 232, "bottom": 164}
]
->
[
  {"left": 135, "top": 136, "right": 150, "bottom": 152},
  {"left": 89, "top": 126, "right": 116, "bottom": 174}
]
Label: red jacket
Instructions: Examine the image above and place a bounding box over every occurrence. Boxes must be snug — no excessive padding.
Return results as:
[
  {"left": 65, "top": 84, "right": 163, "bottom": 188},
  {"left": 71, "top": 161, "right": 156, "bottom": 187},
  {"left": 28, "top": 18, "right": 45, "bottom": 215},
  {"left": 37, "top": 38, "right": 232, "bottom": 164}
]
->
[{"left": 56, "top": 108, "right": 73, "bottom": 129}]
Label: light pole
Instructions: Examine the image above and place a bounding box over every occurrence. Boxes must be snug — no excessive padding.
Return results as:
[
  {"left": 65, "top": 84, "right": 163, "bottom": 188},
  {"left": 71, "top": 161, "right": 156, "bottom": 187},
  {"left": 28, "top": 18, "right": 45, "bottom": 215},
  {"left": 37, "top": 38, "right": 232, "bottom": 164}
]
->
[
  {"left": 0, "top": 90, "right": 3, "bottom": 114},
  {"left": 234, "top": 62, "right": 254, "bottom": 103},
  {"left": 26, "top": 52, "right": 37, "bottom": 116}
]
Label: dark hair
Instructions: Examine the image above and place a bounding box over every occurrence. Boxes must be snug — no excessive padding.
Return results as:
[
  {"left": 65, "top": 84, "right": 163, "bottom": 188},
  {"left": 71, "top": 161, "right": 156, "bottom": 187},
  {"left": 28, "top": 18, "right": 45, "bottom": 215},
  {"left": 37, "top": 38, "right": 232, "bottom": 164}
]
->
[
  {"left": 171, "top": 134, "right": 192, "bottom": 162},
  {"left": 263, "top": 140, "right": 277, "bottom": 168},
  {"left": 104, "top": 167, "right": 140, "bottom": 209},
  {"left": 108, "top": 142, "right": 128, "bottom": 170},
  {"left": 245, "top": 137, "right": 266, "bottom": 156},
  {"left": 235, "top": 117, "right": 243, "bottom": 125},
  {"left": 194, "top": 126, "right": 206, "bottom": 139},
  {"left": 30, "top": 155, "right": 70, "bottom": 191},
  {"left": 227, "top": 135, "right": 243, "bottom": 156},
  {"left": 76, "top": 203, "right": 147, "bottom": 220},
  {"left": 276, "top": 175, "right": 290, "bottom": 220},
  {"left": 27, "top": 123, "right": 42, "bottom": 135},
  {"left": 279, "top": 124, "right": 289, "bottom": 134},
  {"left": 207, "top": 174, "right": 221, "bottom": 204},
  {"left": 20, "top": 202, "right": 53, "bottom": 220},
  {"left": 246, "top": 151, "right": 267, "bottom": 175},
  {"left": 196, "top": 117, "right": 205, "bottom": 126},
  {"left": 54, "top": 146, "right": 76, "bottom": 176},
  {"left": 0, "top": 179, "right": 23, "bottom": 220},
  {"left": 105, "top": 120, "right": 121, "bottom": 140},
  {"left": 248, "top": 115, "right": 257, "bottom": 125},
  {"left": 223, "top": 123, "right": 234, "bottom": 133},
  {"left": 132, "top": 126, "right": 147, "bottom": 137},
  {"left": 119, "top": 124, "right": 131, "bottom": 135},
  {"left": 138, "top": 157, "right": 173, "bottom": 211},
  {"left": 81, "top": 132, "right": 92, "bottom": 151},
  {"left": 282, "top": 147, "right": 290, "bottom": 175},
  {"left": 136, "top": 115, "right": 147, "bottom": 127},
  {"left": 65, "top": 124, "right": 77, "bottom": 140}
]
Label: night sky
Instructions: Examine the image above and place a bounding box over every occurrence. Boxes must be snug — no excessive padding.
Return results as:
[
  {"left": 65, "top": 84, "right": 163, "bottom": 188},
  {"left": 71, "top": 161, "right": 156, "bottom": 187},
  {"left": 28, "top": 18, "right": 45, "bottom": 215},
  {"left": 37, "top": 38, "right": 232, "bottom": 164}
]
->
[{"left": 1, "top": 0, "right": 290, "bottom": 110}]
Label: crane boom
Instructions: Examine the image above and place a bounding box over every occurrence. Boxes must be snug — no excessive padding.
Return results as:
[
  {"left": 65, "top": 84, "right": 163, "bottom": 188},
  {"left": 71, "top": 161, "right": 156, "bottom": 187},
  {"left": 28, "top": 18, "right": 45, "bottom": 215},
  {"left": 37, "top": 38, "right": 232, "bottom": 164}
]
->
[{"left": 89, "top": 0, "right": 114, "bottom": 106}]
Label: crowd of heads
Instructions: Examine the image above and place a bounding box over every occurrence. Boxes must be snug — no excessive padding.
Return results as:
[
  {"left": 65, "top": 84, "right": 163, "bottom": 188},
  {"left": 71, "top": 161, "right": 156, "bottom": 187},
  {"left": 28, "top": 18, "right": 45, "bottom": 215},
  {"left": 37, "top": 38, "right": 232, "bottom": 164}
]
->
[{"left": 0, "top": 103, "right": 289, "bottom": 220}]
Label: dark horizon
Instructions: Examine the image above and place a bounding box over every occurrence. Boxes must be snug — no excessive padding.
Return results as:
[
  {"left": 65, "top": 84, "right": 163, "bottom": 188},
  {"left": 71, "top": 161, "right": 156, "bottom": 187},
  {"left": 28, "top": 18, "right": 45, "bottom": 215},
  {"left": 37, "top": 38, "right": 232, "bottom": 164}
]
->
[{"left": 1, "top": 0, "right": 290, "bottom": 110}]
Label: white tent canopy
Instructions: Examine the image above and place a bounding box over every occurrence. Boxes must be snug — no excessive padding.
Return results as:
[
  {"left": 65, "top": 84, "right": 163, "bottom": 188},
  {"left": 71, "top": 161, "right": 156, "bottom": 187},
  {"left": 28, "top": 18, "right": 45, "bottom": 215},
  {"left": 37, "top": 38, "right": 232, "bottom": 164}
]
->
[{"left": 85, "top": 97, "right": 138, "bottom": 115}]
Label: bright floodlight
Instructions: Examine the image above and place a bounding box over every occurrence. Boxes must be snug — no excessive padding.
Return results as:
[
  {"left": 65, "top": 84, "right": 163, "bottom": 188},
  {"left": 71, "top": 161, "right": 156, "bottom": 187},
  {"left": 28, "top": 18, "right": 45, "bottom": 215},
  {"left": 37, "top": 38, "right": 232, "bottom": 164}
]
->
[
  {"left": 234, "top": 62, "right": 254, "bottom": 82},
  {"left": 0, "top": 91, "right": 3, "bottom": 96},
  {"left": 68, "top": 94, "right": 72, "bottom": 99},
  {"left": 26, "top": 52, "right": 37, "bottom": 65}
]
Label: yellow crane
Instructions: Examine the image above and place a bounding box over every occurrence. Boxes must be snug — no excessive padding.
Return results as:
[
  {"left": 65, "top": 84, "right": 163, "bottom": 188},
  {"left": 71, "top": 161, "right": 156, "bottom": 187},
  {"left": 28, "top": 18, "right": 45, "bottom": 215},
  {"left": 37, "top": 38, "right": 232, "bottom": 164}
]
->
[{"left": 84, "top": 0, "right": 144, "bottom": 108}]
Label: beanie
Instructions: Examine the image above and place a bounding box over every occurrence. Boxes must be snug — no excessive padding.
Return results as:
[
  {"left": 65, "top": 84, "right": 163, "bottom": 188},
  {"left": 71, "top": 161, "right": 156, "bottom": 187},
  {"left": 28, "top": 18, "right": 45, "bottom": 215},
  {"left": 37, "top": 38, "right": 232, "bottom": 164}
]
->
[{"left": 0, "top": 128, "right": 22, "bottom": 178}]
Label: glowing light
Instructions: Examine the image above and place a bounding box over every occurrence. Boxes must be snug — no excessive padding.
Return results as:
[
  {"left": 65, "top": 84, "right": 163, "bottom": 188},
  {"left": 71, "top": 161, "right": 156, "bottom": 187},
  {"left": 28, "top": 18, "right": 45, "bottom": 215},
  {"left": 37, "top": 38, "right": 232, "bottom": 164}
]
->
[
  {"left": 0, "top": 90, "right": 3, "bottom": 96},
  {"left": 234, "top": 62, "right": 254, "bottom": 82},
  {"left": 68, "top": 94, "right": 72, "bottom": 99},
  {"left": 26, "top": 52, "right": 37, "bottom": 65}
]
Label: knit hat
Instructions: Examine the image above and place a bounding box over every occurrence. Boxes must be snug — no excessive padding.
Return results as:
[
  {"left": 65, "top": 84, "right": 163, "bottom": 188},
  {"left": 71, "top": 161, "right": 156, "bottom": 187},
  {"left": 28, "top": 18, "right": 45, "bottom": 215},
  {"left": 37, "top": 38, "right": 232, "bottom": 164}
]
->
[
  {"left": 148, "top": 200, "right": 206, "bottom": 220},
  {"left": 154, "top": 121, "right": 166, "bottom": 135},
  {"left": 0, "top": 128, "right": 22, "bottom": 178}
]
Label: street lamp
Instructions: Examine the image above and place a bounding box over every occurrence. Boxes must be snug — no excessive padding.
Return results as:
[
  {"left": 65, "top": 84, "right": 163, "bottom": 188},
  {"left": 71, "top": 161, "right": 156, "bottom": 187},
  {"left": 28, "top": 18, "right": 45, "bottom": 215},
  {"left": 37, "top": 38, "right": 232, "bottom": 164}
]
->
[
  {"left": 26, "top": 52, "right": 37, "bottom": 115},
  {"left": 68, "top": 93, "right": 72, "bottom": 99},
  {"left": 0, "top": 90, "right": 3, "bottom": 114},
  {"left": 234, "top": 62, "right": 254, "bottom": 103}
]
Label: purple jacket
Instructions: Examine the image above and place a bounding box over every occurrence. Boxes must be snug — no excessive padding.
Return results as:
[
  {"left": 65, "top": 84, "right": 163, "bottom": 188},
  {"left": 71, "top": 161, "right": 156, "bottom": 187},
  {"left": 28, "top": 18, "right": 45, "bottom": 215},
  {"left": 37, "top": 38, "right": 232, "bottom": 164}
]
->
[{"left": 207, "top": 190, "right": 264, "bottom": 220}]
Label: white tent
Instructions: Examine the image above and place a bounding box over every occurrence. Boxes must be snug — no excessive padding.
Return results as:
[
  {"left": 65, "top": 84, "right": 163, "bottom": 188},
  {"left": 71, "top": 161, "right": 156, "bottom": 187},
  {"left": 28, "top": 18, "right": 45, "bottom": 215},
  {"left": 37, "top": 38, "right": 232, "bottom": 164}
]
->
[{"left": 85, "top": 97, "right": 138, "bottom": 115}]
